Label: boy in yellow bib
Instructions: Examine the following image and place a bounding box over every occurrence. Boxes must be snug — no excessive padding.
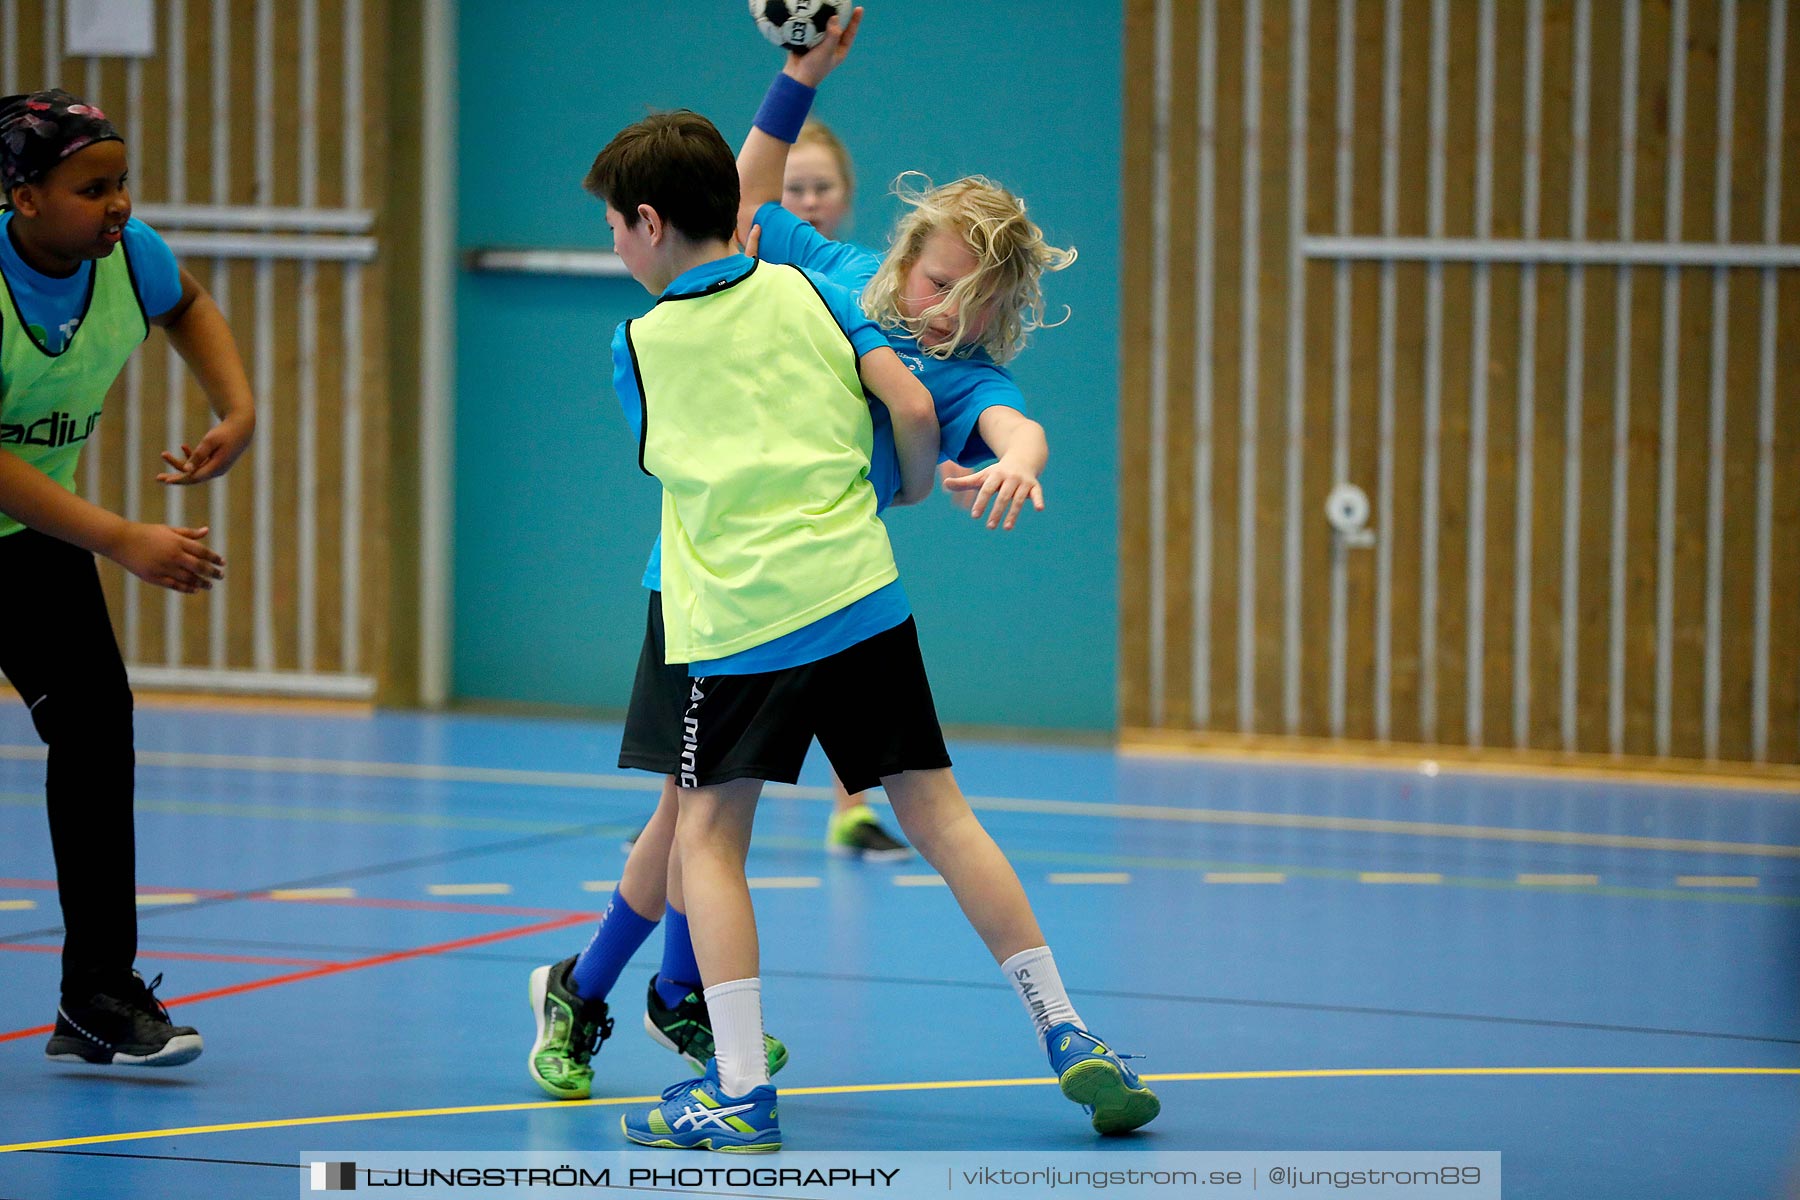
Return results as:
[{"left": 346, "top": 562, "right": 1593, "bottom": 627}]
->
[
  {"left": 587, "top": 110, "right": 937, "bottom": 1152},
  {"left": 587, "top": 108, "right": 1157, "bottom": 1154}
]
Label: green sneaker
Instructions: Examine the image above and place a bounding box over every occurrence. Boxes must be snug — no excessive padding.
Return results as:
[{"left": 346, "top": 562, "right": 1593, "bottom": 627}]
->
[
  {"left": 643, "top": 975, "right": 789, "bottom": 1077},
  {"left": 527, "top": 956, "right": 614, "bottom": 1100},
  {"left": 826, "top": 804, "right": 912, "bottom": 861}
]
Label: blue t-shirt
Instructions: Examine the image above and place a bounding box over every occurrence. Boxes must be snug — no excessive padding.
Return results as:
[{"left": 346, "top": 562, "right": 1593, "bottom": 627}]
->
[
  {"left": 0, "top": 214, "right": 181, "bottom": 350},
  {"left": 750, "top": 201, "right": 1026, "bottom": 507},
  {"left": 613, "top": 253, "right": 910, "bottom": 675}
]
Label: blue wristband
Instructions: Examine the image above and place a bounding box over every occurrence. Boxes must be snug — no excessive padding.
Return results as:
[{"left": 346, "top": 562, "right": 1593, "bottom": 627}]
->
[{"left": 752, "top": 72, "right": 816, "bottom": 144}]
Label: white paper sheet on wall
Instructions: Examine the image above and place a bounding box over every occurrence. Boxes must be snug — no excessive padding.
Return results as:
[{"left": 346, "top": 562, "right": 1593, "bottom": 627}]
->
[{"left": 64, "top": 0, "right": 156, "bottom": 58}]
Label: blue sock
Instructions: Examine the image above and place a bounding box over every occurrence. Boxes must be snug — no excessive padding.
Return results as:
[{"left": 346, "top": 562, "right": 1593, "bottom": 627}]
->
[
  {"left": 656, "top": 905, "right": 702, "bottom": 1008},
  {"left": 569, "top": 886, "right": 658, "bottom": 1001}
]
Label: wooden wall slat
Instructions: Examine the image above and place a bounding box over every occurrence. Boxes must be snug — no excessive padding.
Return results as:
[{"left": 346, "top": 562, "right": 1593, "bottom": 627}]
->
[
  {"left": 1295, "top": 0, "right": 1337, "bottom": 738},
  {"left": 1434, "top": 0, "right": 1481, "bottom": 745},
  {"left": 1118, "top": 0, "right": 1154, "bottom": 728},
  {"left": 1476, "top": 4, "right": 1516, "bottom": 749},
  {"left": 1574, "top": 258, "right": 1616, "bottom": 752},
  {"left": 1718, "top": 268, "right": 1761, "bottom": 761},
  {"left": 1770, "top": 272, "right": 1800, "bottom": 764},
  {"left": 1210, "top": 0, "right": 1245, "bottom": 732},
  {"left": 1253, "top": 1, "right": 1286, "bottom": 734},
  {"left": 1162, "top": 0, "right": 1200, "bottom": 728},
  {"left": 1385, "top": 0, "right": 1429, "bottom": 744},
  {"left": 1342, "top": 0, "right": 1385, "bottom": 743}
]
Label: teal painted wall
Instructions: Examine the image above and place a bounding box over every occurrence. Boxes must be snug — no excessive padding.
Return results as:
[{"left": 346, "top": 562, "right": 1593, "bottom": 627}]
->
[{"left": 453, "top": 2, "right": 1120, "bottom": 730}]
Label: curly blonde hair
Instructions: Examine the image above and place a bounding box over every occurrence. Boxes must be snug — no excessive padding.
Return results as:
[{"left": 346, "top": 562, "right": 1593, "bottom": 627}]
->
[{"left": 861, "top": 173, "right": 1076, "bottom": 364}]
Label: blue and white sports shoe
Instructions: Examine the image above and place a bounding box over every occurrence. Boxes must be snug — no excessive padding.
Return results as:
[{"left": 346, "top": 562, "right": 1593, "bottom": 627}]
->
[
  {"left": 1045, "top": 1022, "right": 1160, "bottom": 1135},
  {"left": 620, "top": 1058, "right": 781, "bottom": 1153}
]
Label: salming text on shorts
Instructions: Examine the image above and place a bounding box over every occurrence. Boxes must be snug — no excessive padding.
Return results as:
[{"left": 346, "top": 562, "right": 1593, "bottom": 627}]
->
[{"left": 617, "top": 591, "right": 950, "bottom": 794}]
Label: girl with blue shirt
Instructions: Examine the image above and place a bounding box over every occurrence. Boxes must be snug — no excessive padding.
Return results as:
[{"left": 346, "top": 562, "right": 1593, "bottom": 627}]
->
[{"left": 0, "top": 90, "right": 256, "bottom": 1072}]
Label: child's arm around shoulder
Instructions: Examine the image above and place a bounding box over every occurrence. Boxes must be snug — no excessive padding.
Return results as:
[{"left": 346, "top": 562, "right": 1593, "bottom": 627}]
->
[
  {"left": 151, "top": 265, "right": 256, "bottom": 485},
  {"left": 859, "top": 347, "right": 938, "bottom": 506},
  {"left": 803, "top": 262, "right": 938, "bottom": 506}
]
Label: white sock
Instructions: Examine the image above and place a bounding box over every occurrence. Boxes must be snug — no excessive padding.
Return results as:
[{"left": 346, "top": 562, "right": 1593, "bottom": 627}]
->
[
  {"left": 1002, "top": 946, "right": 1084, "bottom": 1040},
  {"left": 703, "top": 977, "right": 769, "bottom": 1097}
]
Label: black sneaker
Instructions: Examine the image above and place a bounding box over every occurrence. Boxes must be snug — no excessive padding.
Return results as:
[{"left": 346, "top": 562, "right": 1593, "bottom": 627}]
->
[
  {"left": 642, "top": 974, "right": 788, "bottom": 1076},
  {"left": 46, "top": 971, "right": 204, "bottom": 1067}
]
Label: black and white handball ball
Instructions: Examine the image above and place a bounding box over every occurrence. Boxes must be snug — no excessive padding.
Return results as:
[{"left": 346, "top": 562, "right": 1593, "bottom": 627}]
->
[{"left": 749, "top": 0, "right": 843, "bottom": 51}]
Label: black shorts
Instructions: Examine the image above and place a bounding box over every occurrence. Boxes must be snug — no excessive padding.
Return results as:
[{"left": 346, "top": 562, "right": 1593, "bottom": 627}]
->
[{"left": 617, "top": 591, "right": 951, "bottom": 794}]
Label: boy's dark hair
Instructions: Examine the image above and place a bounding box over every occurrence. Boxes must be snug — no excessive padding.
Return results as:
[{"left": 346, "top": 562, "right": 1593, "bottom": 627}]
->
[{"left": 585, "top": 110, "right": 738, "bottom": 243}]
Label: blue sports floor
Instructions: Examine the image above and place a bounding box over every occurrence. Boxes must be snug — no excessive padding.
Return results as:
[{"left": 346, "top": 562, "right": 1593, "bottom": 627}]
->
[{"left": 0, "top": 703, "right": 1797, "bottom": 1198}]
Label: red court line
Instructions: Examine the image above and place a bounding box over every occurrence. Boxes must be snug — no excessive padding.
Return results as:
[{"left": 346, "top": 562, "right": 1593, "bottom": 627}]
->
[
  {"left": 0, "top": 911, "right": 594, "bottom": 1044},
  {"left": 0, "top": 878, "right": 586, "bottom": 918},
  {"left": 0, "top": 944, "right": 331, "bottom": 968}
]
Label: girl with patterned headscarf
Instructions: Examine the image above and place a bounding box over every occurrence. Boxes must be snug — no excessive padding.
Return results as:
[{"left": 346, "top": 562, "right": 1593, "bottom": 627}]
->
[{"left": 0, "top": 88, "right": 257, "bottom": 1072}]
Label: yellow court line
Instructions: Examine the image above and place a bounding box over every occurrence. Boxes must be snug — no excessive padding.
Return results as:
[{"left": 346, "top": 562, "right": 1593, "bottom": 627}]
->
[
  {"left": 134, "top": 893, "right": 198, "bottom": 906},
  {"left": 0, "top": 898, "right": 36, "bottom": 910},
  {"left": 426, "top": 884, "right": 512, "bottom": 896},
  {"left": 5, "top": 1066, "right": 1796, "bottom": 1154},
  {"left": 1205, "top": 872, "right": 1287, "bottom": 884},
  {"left": 1676, "top": 876, "right": 1759, "bottom": 888},
  {"left": 1360, "top": 873, "right": 1444, "bottom": 885},
  {"left": 1518, "top": 874, "right": 1601, "bottom": 886},
  {"left": 267, "top": 888, "right": 356, "bottom": 901}
]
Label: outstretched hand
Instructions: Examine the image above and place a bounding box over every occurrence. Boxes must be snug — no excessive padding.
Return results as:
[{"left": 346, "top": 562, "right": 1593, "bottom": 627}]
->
[
  {"left": 785, "top": 6, "right": 863, "bottom": 88},
  {"left": 943, "top": 454, "right": 1046, "bottom": 531}
]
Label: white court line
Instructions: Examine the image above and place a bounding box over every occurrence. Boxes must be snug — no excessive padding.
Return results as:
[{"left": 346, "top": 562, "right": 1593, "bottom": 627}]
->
[
  {"left": 1360, "top": 873, "right": 1444, "bottom": 885},
  {"left": 1675, "top": 876, "right": 1759, "bottom": 889},
  {"left": 579, "top": 881, "right": 619, "bottom": 893},
  {"left": 746, "top": 877, "right": 821, "bottom": 890},
  {"left": 426, "top": 884, "right": 512, "bottom": 897},
  {"left": 0, "top": 745, "right": 1790, "bottom": 859},
  {"left": 1517, "top": 874, "right": 1600, "bottom": 887},
  {"left": 1205, "top": 872, "right": 1286, "bottom": 884},
  {"left": 893, "top": 876, "right": 947, "bottom": 888}
]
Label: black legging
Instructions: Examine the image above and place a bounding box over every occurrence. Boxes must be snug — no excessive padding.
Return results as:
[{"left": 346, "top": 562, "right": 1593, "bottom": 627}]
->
[{"left": 0, "top": 528, "right": 136, "bottom": 999}]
